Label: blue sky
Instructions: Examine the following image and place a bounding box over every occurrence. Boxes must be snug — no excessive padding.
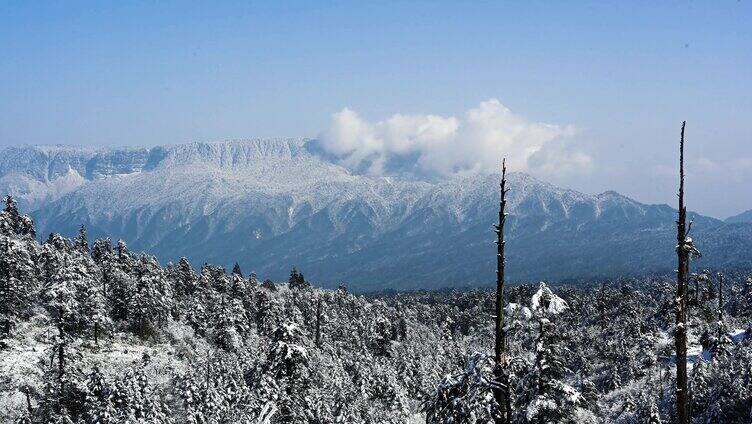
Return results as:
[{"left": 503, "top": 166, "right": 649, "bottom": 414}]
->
[{"left": 1, "top": 1, "right": 750, "bottom": 217}]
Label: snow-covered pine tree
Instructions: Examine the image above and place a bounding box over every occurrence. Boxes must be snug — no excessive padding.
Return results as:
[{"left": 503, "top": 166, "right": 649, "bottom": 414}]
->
[
  {"left": 263, "top": 322, "right": 312, "bottom": 422},
  {"left": 171, "top": 256, "right": 199, "bottom": 299},
  {"left": 74, "top": 225, "right": 89, "bottom": 253},
  {"left": 118, "top": 363, "right": 174, "bottom": 423},
  {"left": 0, "top": 233, "right": 37, "bottom": 347},
  {"left": 423, "top": 352, "right": 501, "bottom": 423},
  {"left": 129, "top": 255, "right": 172, "bottom": 338},
  {"left": 82, "top": 367, "right": 118, "bottom": 423},
  {"left": 90, "top": 238, "right": 115, "bottom": 299},
  {"left": 0, "top": 198, "right": 38, "bottom": 345},
  {"left": 515, "top": 283, "right": 583, "bottom": 424},
  {"left": 1, "top": 195, "right": 35, "bottom": 238},
  {"left": 115, "top": 239, "right": 133, "bottom": 274},
  {"left": 232, "top": 262, "right": 243, "bottom": 277},
  {"left": 90, "top": 237, "right": 113, "bottom": 265},
  {"left": 288, "top": 267, "right": 310, "bottom": 290}
]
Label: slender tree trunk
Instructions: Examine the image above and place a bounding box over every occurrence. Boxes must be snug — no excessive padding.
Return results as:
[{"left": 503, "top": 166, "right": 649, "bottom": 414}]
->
[
  {"left": 493, "top": 159, "right": 511, "bottom": 424},
  {"left": 718, "top": 273, "right": 724, "bottom": 323},
  {"left": 58, "top": 338, "right": 65, "bottom": 379},
  {"left": 94, "top": 321, "right": 99, "bottom": 346},
  {"left": 717, "top": 273, "right": 724, "bottom": 341},
  {"left": 694, "top": 278, "right": 699, "bottom": 304},
  {"left": 204, "top": 350, "right": 211, "bottom": 416},
  {"left": 24, "top": 388, "right": 32, "bottom": 415},
  {"left": 599, "top": 282, "right": 606, "bottom": 331},
  {"left": 315, "top": 297, "right": 322, "bottom": 348},
  {"left": 675, "top": 121, "right": 690, "bottom": 424},
  {"left": 57, "top": 323, "right": 66, "bottom": 415}
]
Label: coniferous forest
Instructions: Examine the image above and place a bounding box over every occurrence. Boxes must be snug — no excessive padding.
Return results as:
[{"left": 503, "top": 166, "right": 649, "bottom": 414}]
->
[
  {"left": 1, "top": 197, "right": 751, "bottom": 423},
  {"left": 0, "top": 130, "right": 750, "bottom": 424}
]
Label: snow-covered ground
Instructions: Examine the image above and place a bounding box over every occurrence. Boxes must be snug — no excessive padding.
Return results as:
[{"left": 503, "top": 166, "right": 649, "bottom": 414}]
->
[{"left": 0, "top": 315, "right": 205, "bottom": 421}]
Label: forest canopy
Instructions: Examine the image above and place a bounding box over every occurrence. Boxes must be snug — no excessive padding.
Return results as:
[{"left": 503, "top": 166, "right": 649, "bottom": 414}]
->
[{"left": 0, "top": 196, "right": 751, "bottom": 423}]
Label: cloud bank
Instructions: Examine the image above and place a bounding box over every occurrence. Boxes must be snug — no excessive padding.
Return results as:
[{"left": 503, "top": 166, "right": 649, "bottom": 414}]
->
[{"left": 320, "top": 99, "right": 591, "bottom": 177}]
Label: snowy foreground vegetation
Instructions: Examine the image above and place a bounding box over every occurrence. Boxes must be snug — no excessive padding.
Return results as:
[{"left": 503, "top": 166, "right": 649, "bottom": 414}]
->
[{"left": 1, "top": 196, "right": 751, "bottom": 423}]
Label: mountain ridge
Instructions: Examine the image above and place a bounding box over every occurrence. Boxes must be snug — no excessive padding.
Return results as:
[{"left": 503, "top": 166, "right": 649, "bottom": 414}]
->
[
  {"left": 1, "top": 140, "right": 750, "bottom": 290},
  {"left": 726, "top": 209, "right": 752, "bottom": 224}
]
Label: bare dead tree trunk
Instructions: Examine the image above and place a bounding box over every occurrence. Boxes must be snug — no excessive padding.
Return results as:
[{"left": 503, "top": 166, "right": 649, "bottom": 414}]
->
[
  {"left": 694, "top": 277, "right": 699, "bottom": 305},
  {"left": 204, "top": 349, "right": 211, "bottom": 409},
  {"left": 56, "top": 322, "right": 66, "bottom": 415},
  {"left": 675, "top": 121, "right": 690, "bottom": 424},
  {"left": 717, "top": 272, "right": 724, "bottom": 341},
  {"left": 24, "top": 387, "right": 32, "bottom": 415},
  {"left": 718, "top": 273, "right": 724, "bottom": 323},
  {"left": 599, "top": 282, "right": 607, "bottom": 331},
  {"left": 493, "top": 159, "right": 511, "bottom": 424},
  {"left": 315, "top": 296, "right": 322, "bottom": 348}
]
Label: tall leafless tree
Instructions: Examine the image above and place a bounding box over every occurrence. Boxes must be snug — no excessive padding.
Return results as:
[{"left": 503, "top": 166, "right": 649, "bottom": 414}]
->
[
  {"left": 717, "top": 272, "right": 724, "bottom": 341},
  {"left": 675, "top": 121, "right": 690, "bottom": 424},
  {"left": 315, "top": 296, "right": 323, "bottom": 348},
  {"left": 493, "top": 159, "right": 511, "bottom": 423}
]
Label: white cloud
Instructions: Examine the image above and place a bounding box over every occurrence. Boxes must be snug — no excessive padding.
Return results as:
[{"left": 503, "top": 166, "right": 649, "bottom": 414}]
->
[
  {"left": 694, "top": 156, "right": 752, "bottom": 183},
  {"left": 320, "top": 99, "right": 590, "bottom": 177}
]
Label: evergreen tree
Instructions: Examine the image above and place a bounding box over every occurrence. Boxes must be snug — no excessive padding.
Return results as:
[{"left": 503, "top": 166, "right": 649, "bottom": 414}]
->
[
  {"left": 74, "top": 225, "right": 89, "bottom": 253},
  {"left": 232, "top": 262, "right": 243, "bottom": 277},
  {"left": 115, "top": 240, "right": 132, "bottom": 273},
  {"left": 171, "top": 256, "right": 199, "bottom": 299},
  {"left": 0, "top": 234, "right": 36, "bottom": 347},
  {"left": 423, "top": 353, "right": 500, "bottom": 423},
  {"left": 82, "top": 367, "right": 118, "bottom": 423},
  {"left": 0, "top": 195, "right": 35, "bottom": 238},
  {"left": 108, "top": 267, "right": 133, "bottom": 321},
  {"left": 264, "top": 322, "right": 312, "bottom": 422},
  {"left": 130, "top": 255, "right": 172, "bottom": 338},
  {"left": 648, "top": 403, "right": 663, "bottom": 424},
  {"left": 90, "top": 238, "right": 115, "bottom": 300},
  {"left": 90, "top": 237, "right": 113, "bottom": 266},
  {"left": 261, "top": 279, "right": 277, "bottom": 291},
  {"left": 114, "top": 361, "right": 174, "bottom": 423},
  {"left": 288, "top": 267, "right": 309, "bottom": 290},
  {"left": 515, "top": 285, "right": 582, "bottom": 424}
]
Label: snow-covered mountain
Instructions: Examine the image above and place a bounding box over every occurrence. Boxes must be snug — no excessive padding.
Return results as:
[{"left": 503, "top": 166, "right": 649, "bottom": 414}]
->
[{"left": 2, "top": 140, "right": 750, "bottom": 291}]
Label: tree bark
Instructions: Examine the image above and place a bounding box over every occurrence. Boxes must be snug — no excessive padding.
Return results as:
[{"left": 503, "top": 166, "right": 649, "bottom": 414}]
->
[
  {"left": 24, "top": 387, "right": 32, "bottom": 415},
  {"left": 717, "top": 273, "right": 724, "bottom": 341},
  {"left": 315, "top": 297, "right": 322, "bottom": 348},
  {"left": 493, "top": 159, "right": 511, "bottom": 424},
  {"left": 675, "top": 121, "right": 689, "bottom": 424},
  {"left": 718, "top": 273, "right": 724, "bottom": 323}
]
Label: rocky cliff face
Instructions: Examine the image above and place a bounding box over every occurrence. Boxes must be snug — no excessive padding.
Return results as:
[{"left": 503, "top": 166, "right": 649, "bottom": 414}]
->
[{"left": 2, "top": 140, "right": 750, "bottom": 291}]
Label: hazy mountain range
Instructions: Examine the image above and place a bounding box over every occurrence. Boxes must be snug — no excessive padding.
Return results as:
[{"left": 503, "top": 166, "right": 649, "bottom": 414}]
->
[
  {"left": 726, "top": 209, "right": 752, "bottom": 224},
  {"left": 1, "top": 139, "right": 750, "bottom": 291}
]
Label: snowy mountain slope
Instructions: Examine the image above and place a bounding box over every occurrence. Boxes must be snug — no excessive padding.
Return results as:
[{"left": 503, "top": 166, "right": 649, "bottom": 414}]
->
[{"left": 2, "top": 140, "right": 751, "bottom": 291}]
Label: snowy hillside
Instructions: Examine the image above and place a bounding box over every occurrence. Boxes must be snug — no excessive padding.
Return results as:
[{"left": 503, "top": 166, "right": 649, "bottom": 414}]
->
[{"left": 1, "top": 140, "right": 750, "bottom": 290}]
